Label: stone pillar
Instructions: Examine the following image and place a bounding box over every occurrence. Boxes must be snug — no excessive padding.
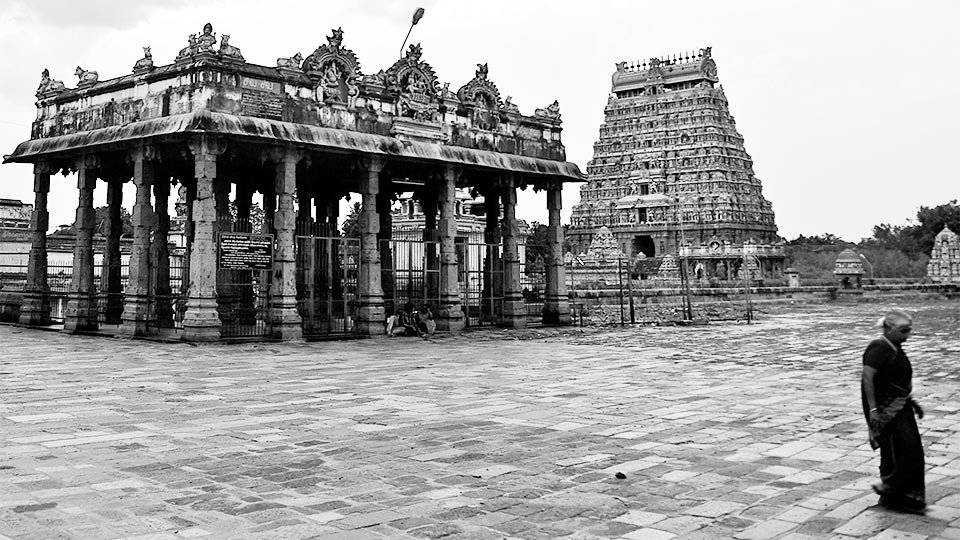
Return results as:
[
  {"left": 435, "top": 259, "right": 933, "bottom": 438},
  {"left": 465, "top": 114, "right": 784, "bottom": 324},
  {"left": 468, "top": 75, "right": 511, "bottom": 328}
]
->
[
  {"left": 64, "top": 157, "right": 99, "bottom": 332},
  {"left": 543, "top": 182, "right": 571, "bottom": 324},
  {"left": 120, "top": 147, "right": 156, "bottom": 336},
  {"left": 100, "top": 177, "right": 124, "bottom": 324},
  {"left": 481, "top": 189, "right": 501, "bottom": 323},
  {"left": 19, "top": 163, "right": 53, "bottom": 326},
  {"left": 499, "top": 175, "right": 525, "bottom": 328},
  {"left": 269, "top": 149, "right": 303, "bottom": 340},
  {"left": 356, "top": 156, "right": 385, "bottom": 335},
  {"left": 182, "top": 136, "right": 224, "bottom": 341},
  {"left": 436, "top": 166, "right": 464, "bottom": 331},
  {"left": 152, "top": 177, "right": 173, "bottom": 327}
]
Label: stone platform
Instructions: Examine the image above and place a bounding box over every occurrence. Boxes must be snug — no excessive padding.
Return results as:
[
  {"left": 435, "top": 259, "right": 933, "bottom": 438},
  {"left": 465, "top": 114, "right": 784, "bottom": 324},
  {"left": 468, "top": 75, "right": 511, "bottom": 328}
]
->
[{"left": 1, "top": 300, "right": 959, "bottom": 539}]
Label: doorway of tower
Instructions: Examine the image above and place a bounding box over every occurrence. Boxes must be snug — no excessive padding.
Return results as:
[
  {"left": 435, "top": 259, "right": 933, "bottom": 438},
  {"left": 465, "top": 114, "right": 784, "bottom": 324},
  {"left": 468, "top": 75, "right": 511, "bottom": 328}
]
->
[{"left": 632, "top": 235, "right": 656, "bottom": 258}]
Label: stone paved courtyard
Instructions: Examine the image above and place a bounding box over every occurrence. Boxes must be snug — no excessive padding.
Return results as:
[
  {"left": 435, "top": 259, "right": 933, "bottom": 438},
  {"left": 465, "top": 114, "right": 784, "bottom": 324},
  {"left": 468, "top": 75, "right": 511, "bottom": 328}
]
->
[{"left": 1, "top": 299, "right": 959, "bottom": 540}]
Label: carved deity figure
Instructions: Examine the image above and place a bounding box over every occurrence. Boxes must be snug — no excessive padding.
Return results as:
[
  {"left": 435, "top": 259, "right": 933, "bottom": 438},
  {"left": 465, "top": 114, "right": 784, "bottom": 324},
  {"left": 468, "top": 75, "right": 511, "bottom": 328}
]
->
[
  {"left": 75, "top": 66, "right": 99, "bottom": 86},
  {"left": 320, "top": 62, "right": 343, "bottom": 102},
  {"left": 197, "top": 23, "right": 217, "bottom": 53},
  {"left": 36, "top": 68, "right": 65, "bottom": 97},
  {"left": 276, "top": 52, "right": 303, "bottom": 69}
]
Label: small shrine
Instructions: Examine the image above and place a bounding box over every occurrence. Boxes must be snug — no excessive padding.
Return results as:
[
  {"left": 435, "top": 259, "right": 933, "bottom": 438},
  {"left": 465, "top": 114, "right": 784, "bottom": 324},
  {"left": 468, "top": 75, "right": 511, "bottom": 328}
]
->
[
  {"left": 565, "top": 226, "right": 629, "bottom": 287},
  {"left": 834, "top": 248, "right": 865, "bottom": 290},
  {"left": 927, "top": 226, "right": 960, "bottom": 283}
]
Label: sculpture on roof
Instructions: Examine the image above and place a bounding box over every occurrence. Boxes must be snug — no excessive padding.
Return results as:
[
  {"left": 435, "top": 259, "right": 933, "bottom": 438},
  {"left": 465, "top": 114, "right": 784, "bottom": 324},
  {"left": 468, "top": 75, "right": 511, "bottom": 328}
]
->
[
  {"left": 276, "top": 52, "right": 303, "bottom": 70},
  {"left": 303, "top": 28, "right": 361, "bottom": 107},
  {"left": 502, "top": 96, "right": 520, "bottom": 115},
  {"left": 197, "top": 23, "right": 217, "bottom": 53},
  {"left": 36, "top": 68, "right": 66, "bottom": 97},
  {"left": 133, "top": 46, "right": 154, "bottom": 73},
  {"left": 176, "top": 34, "right": 198, "bottom": 61},
  {"left": 457, "top": 63, "right": 502, "bottom": 130},
  {"left": 75, "top": 66, "right": 99, "bottom": 87},
  {"left": 534, "top": 100, "right": 561, "bottom": 122},
  {"left": 386, "top": 43, "right": 440, "bottom": 121},
  {"left": 219, "top": 34, "right": 244, "bottom": 61}
]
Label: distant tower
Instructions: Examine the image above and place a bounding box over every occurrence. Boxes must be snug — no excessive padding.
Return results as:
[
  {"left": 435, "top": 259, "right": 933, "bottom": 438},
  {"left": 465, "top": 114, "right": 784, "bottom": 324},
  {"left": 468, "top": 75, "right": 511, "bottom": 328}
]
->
[{"left": 569, "top": 48, "right": 781, "bottom": 278}]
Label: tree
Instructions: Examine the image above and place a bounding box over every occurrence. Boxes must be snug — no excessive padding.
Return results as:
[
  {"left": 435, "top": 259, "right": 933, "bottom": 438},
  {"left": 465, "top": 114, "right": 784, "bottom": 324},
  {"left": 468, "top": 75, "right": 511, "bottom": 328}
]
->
[
  {"left": 913, "top": 200, "right": 960, "bottom": 255},
  {"left": 341, "top": 202, "right": 362, "bottom": 238},
  {"left": 524, "top": 222, "right": 549, "bottom": 275}
]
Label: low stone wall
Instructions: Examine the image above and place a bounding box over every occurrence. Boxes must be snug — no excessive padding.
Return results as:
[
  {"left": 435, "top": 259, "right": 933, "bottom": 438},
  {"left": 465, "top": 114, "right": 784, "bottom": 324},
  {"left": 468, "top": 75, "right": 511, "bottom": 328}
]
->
[{"left": 570, "top": 283, "right": 959, "bottom": 325}]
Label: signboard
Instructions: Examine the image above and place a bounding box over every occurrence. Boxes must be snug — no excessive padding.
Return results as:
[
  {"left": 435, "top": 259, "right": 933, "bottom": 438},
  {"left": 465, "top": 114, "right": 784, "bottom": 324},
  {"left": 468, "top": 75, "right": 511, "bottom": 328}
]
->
[
  {"left": 218, "top": 233, "right": 274, "bottom": 270},
  {"left": 240, "top": 77, "right": 282, "bottom": 94}
]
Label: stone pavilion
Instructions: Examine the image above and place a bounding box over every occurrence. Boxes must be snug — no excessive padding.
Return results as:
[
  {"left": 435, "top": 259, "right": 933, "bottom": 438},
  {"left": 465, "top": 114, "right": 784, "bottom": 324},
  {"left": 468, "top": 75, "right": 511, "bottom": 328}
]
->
[{"left": 3, "top": 24, "right": 583, "bottom": 341}]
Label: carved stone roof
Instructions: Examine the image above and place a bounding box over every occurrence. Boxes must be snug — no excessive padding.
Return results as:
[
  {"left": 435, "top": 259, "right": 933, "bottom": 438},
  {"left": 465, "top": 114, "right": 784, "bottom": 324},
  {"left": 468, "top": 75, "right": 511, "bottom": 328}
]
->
[{"left": 3, "top": 111, "right": 584, "bottom": 181}]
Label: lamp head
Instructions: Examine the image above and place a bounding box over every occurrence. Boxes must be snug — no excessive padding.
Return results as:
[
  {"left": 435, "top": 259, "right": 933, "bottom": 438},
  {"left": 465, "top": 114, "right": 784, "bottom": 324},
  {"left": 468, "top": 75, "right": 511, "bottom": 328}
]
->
[{"left": 412, "top": 7, "right": 425, "bottom": 25}]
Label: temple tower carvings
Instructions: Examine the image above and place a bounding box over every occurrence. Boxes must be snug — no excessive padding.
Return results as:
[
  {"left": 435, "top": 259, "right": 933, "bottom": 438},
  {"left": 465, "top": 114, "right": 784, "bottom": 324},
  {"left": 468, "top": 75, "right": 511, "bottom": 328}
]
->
[{"left": 568, "top": 48, "right": 781, "bottom": 277}]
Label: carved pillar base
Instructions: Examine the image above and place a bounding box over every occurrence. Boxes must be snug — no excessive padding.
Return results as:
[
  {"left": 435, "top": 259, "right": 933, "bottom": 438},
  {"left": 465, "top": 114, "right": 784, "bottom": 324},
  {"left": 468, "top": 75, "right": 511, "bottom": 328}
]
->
[
  {"left": 435, "top": 306, "right": 465, "bottom": 332},
  {"left": 501, "top": 302, "right": 527, "bottom": 329},
  {"left": 182, "top": 296, "right": 222, "bottom": 341},
  {"left": 19, "top": 291, "right": 51, "bottom": 326},
  {"left": 63, "top": 292, "right": 98, "bottom": 332}
]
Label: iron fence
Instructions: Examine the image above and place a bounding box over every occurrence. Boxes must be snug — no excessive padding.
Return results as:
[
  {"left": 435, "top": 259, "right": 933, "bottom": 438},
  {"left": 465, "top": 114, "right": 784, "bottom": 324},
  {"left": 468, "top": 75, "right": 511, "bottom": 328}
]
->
[
  {"left": 568, "top": 257, "right": 758, "bottom": 326},
  {"left": 296, "top": 233, "right": 360, "bottom": 337}
]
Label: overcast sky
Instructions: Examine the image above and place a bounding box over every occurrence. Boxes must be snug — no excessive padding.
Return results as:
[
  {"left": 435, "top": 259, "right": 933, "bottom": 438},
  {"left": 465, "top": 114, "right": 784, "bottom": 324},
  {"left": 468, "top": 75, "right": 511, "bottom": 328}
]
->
[{"left": 1, "top": 0, "right": 957, "bottom": 241}]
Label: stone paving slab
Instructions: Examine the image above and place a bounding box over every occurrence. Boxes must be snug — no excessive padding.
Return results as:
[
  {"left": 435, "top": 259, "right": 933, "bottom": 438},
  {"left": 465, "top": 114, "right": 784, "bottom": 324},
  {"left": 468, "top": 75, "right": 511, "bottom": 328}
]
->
[{"left": 0, "top": 299, "right": 958, "bottom": 539}]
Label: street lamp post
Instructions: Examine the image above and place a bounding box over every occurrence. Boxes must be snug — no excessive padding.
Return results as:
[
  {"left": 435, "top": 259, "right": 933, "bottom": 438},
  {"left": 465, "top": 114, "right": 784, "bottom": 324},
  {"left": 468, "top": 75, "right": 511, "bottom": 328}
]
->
[
  {"left": 676, "top": 196, "right": 694, "bottom": 322},
  {"left": 400, "top": 7, "right": 426, "bottom": 58}
]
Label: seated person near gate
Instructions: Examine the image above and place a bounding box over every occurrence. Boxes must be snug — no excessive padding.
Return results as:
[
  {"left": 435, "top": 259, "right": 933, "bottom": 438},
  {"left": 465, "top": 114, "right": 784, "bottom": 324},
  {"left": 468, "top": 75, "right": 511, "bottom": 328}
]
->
[
  {"left": 399, "top": 303, "right": 420, "bottom": 336},
  {"left": 416, "top": 304, "right": 436, "bottom": 336}
]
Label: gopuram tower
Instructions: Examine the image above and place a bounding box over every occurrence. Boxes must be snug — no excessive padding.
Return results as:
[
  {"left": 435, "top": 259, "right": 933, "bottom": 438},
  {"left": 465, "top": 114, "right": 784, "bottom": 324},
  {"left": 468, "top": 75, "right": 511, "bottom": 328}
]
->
[{"left": 568, "top": 48, "right": 783, "bottom": 280}]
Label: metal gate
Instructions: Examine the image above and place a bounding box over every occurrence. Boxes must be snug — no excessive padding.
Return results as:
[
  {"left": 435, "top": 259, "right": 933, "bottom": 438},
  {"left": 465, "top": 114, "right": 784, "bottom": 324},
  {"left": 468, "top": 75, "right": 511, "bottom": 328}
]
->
[
  {"left": 382, "top": 238, "right": 441, "bottom": 317},
  {"left": 460, "top": 242, "right": 503, "bottom": 327},
  {"left": 296, "top": 231, "right": 360, "bottom": 338}
]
